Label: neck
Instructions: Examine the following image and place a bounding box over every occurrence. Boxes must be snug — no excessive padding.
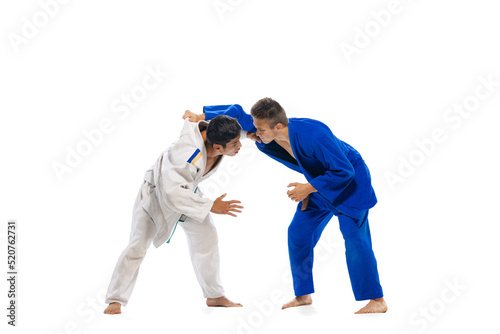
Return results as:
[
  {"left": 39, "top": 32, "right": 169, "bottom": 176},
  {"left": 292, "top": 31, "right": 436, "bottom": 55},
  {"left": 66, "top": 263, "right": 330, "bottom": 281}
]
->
[
  {"left": 205, "top": 142, "right": 220, "bottom": 158},
  {"left": 274, "top": 126, "right": 290, "bottom": 144}
]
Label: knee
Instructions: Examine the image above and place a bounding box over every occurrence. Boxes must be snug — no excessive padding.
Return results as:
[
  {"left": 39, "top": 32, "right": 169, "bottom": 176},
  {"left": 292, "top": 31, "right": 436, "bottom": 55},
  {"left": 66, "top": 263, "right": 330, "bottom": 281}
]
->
[
  {"left": 344, "top": 232, "right": 372, "bottom": 252},
  {"left": 201, "top": 223, "right": 219, "bottom": 244},
  {"left": 187, "top": 224, "right": 218, "bottom": 253},
  {"left": 124, "top": 243, "right": 148, "bottom": 260},
  {"left": 288, "top": 223, "right": 311, "bottom": 250}
]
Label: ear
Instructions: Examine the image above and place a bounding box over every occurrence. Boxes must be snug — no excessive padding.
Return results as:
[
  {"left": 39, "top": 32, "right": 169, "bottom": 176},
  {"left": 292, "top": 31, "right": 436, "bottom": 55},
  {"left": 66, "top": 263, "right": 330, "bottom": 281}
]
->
[
  {"left": 275, "top": 123, "right": 284, "bottom": 131},
  {"left": 213, "top": 143, "right": 224, "bottom": 152}
]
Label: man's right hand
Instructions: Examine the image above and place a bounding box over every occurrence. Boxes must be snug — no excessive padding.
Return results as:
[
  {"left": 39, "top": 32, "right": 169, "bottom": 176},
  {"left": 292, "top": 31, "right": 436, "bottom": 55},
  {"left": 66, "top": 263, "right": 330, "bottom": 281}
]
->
[
  {"left": 246, "top": 132, "right": 262, "bottom": 143},
  {"left": 210, "top": 193, "right": 243, "bottom": 217},
  {"left": 182, "top": 110, "right": 205, "bottom": 123}
]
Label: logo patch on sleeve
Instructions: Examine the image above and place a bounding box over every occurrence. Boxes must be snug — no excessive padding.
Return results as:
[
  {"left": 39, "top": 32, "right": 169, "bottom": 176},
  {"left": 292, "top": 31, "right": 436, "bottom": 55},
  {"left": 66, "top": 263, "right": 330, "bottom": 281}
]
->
[{"left": 187, "top": 149, "right": 202, "bottom": 165}]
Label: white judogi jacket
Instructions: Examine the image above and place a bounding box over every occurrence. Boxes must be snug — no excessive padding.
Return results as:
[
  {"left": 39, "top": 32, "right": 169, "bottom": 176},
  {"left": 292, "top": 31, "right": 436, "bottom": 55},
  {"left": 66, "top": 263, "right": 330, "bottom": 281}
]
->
[{"left": 142, "top": 120, "right": 222, "bottom": 248}]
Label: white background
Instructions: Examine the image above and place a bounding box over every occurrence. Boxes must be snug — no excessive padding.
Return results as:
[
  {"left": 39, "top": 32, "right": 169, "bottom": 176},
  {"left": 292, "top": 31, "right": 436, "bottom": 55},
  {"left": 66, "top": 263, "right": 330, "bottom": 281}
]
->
[{"left": 1, "top": 0, "right": 499, "bottom": 333}]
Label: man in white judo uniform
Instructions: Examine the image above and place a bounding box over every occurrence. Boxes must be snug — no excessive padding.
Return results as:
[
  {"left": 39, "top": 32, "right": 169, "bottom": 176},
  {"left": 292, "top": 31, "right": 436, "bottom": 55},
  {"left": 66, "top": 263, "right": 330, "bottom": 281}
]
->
[{"left": 104, "top": 115, "right": 245, "bottom": 314}]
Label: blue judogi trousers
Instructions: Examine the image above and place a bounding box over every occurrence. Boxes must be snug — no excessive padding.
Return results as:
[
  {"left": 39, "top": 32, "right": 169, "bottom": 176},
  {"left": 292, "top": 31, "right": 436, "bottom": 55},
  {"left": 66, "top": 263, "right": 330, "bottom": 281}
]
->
[{"left": 288, "top": 193, "right": 383, "bottom": 301}]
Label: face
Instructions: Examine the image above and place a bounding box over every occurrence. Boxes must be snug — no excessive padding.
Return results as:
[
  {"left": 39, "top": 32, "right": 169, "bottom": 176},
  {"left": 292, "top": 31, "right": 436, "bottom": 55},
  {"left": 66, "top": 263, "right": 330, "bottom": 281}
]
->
[
  {"left": 253, "top": 118, "right": 277, "bottom": 144},
  {"left": 216, "top": 135, "right": 242, "bottom": 156}
]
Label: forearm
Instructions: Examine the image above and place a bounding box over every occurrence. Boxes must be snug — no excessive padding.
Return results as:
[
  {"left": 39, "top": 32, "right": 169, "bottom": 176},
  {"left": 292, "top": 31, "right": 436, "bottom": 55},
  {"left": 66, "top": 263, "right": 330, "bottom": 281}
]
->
[
  {"left": 203, "top": 104, "right": 256, "bottom": 132},
  {"left": 309, "top": 171, "right": 353, "bottom": 204}
]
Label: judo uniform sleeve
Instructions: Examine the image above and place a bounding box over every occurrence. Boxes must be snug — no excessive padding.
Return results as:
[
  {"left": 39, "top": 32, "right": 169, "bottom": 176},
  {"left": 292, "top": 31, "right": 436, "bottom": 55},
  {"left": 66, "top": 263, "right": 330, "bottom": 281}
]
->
[
  {"left": 306, "top": 131, "right": 355, "bottom": 205},
  {"left": 203, "top": 104, "right": 257, "bottom": 132},
  {"left": 160, "top": 148, "right": 214, "bottom": 223}
]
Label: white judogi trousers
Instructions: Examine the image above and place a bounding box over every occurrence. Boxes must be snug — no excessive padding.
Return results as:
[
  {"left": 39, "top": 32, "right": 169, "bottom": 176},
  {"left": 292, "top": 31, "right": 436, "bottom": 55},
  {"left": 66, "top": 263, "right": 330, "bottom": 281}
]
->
[{"left": 105, "top": 182, "right": 225, "bottom": 306}]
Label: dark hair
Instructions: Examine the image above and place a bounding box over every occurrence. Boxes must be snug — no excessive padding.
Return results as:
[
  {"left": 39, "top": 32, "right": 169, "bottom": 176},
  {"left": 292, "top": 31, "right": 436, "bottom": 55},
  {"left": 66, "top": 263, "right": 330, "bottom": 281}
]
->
[
  {"left": 250, "top": 97, "right": 288, "bottom": 128},
  {"left": 206, "top": 115, "right": 242, "bottom": 148}
]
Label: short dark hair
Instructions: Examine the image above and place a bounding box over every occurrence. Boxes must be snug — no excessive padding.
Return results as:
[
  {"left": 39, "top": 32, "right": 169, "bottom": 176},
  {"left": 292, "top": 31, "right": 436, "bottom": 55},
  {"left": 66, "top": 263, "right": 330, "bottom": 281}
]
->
[
  {"left": 206, "top": 115, "right": 242, "bottom": 148},
  {"left": 250, "top": 97, "right": 289, "bottom": 128}
]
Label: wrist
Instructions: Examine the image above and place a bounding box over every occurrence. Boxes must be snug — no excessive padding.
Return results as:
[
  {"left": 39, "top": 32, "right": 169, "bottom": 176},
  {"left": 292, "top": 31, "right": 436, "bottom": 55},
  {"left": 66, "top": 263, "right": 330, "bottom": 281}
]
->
[{"left": 307, "top": 183, "right": 317, "bottom": 194}]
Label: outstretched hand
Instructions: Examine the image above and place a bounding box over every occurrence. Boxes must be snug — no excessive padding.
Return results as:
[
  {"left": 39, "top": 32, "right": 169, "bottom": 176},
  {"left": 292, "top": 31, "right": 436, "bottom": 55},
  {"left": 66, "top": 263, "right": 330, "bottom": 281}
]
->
[
  {"left": 210, "top": 193, "right": 244, "bottom": 217},
  {"left": 182, "top": 110, "right": 205, "bottom": 123}
]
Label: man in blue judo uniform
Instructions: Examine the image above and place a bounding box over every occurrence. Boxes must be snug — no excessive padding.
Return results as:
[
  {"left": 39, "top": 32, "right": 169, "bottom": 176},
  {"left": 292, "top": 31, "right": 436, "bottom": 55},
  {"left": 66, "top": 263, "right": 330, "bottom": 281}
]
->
[{"left": 183, "top": 98, "right": 387, "bottom": 314}]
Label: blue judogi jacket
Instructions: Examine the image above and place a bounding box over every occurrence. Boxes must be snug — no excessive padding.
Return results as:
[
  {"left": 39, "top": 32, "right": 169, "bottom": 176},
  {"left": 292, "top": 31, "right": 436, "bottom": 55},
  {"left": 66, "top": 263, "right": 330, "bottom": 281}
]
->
[{"left": 203, "top": 104, "right": 377, "bottom": 219}]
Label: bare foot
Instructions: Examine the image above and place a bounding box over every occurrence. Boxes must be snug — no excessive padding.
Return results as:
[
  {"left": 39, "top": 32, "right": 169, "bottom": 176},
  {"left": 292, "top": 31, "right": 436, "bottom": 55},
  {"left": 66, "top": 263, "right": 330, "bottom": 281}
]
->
[
  {"left": 355, "top": 298, "right": 388, "bottom": 314},
  {"left": 104, "top": 302, "right": 122, "bottom": 315},
  {"left": 281, "top": 294, "right": 313, "bottom": 310},
  {"left": 206, "top": 296, "right": 243, "bottom": 307}
]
